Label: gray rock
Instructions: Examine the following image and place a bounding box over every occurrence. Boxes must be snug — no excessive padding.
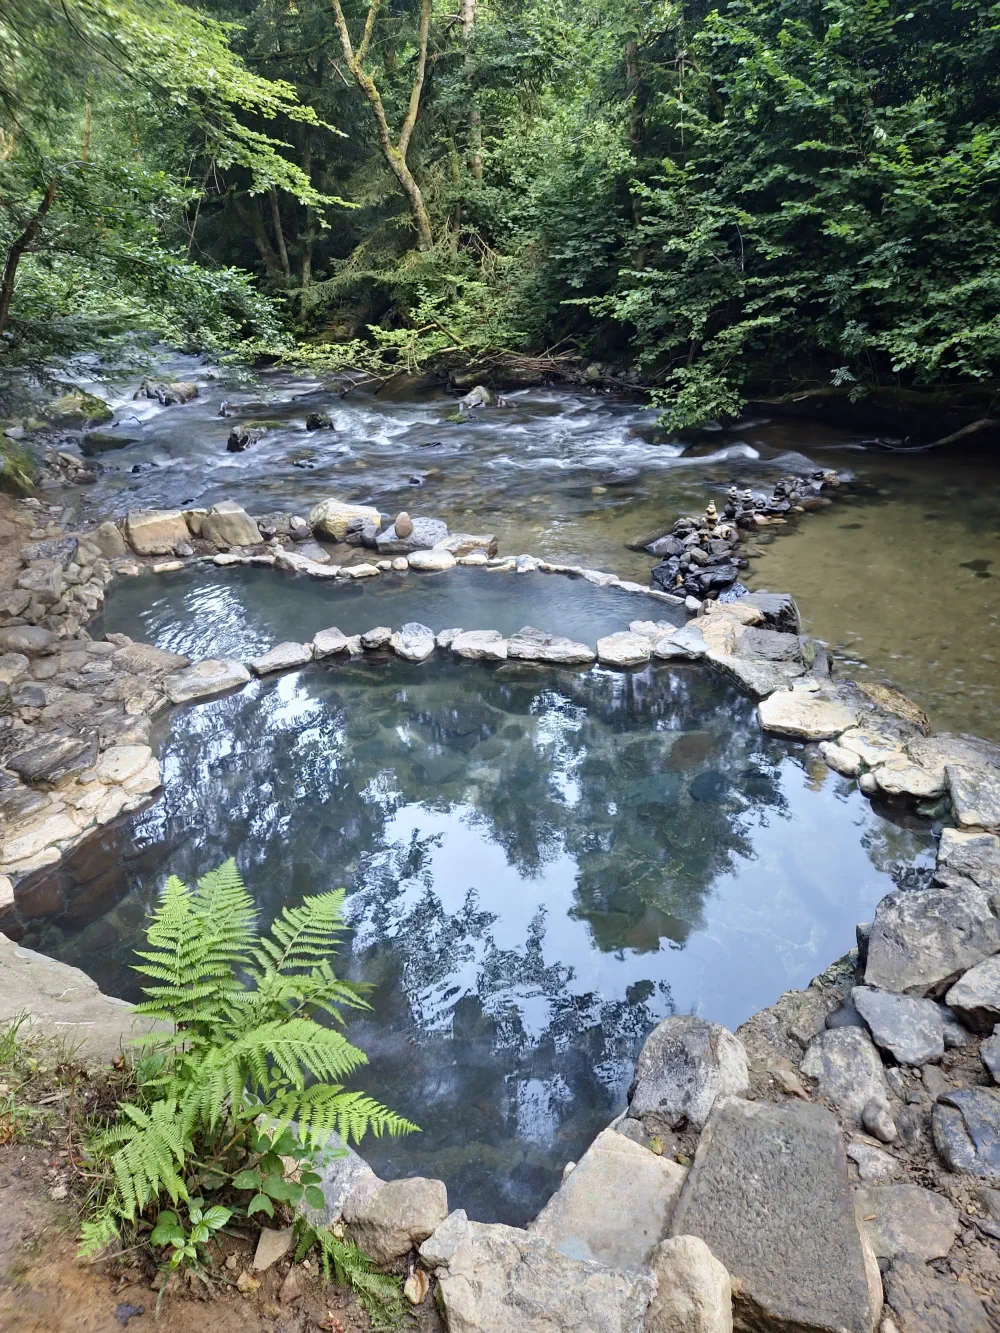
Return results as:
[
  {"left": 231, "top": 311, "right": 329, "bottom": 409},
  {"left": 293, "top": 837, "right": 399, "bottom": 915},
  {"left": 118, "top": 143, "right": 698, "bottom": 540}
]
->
[
  {"left": 305, "top": 411, "right": 333, "bottom": 430},
  {"left": 451, "top": 630, "right": 508, "bottom": 662},
  {"left": 376, "top": 516, "right": 449, "bottom": 554},
  {"left": 312, "top": 627, "right": 349, "bottom": 659},
  {"left": 249, "top": 642, "right": 313, "bottom": 675},
  {"left": 252, "top": 1227, "right": 294, "bottom": 1271},
  {"left": 459, "top": 385, "right": 493, "bottom": 409},
  {"left": 94, "top": 522, "right": 128, "bottom": 559},
  {"left": 201, "top": 501, "right": 262, "bottom": 549},
  {"left": 420, "top": 1211, "right": 654, "bottom": 1333},
  {"left": 597, "top": 632, "right": 652, "bottom": 669},
  {"left": 932, "top": 1088, "right": 1000, "bottom": 1178},
  {"left": 855, "top": 1184, "right": 959, "bottom": 1262},
  {"left": 670, "top": 1099, "right": 880, "bottom": 1333},
  {"left": 360, "top": 626, "right": 392, "bottom": 650},
  {"left": 846, "top": 1143, "right": 901, "bottom": 1181},
  {"left": 80, "top": 427, "right": 143, "bottom": 455},
  {"left": 706, "top": 652, "right": 805, "bottom": 698},
  {"left": 653, "top": 624, "right": 707, "bottom": 661},
  {"left": 507, "top": 627, "right": 596, "bottom": 665},
  {"left": 935, "top": 828, "right": 1000, "bottom": 893},
  {"left": 628, "top": 1017, "right": 749, "bottom": 1131},
  {"left": 124, "top": 509, "right": 190, "bottom": 555},
  {"left": 884, "top": 1255, "right": 991, "bottom": 1333},
  {"left": 390, "top": 623, "right": 436, "bottom": 663},
  {"left": 864, "top": 884, "right": 1000, "bottom": 997},
  {"left": 8, "top": 733, "right": 98, "bottom": 787},
  {"left": 736, "top": 591, "right": 801, "bottom": 633},
  {"left": 529, "top": 1126, "right": 686, "bottom": 1271},
  {"left": 645, "top": 1235, "right": 732, "bottom": 1333},
  {"left": 945, "top": 956, "right": 1000, "bottom": 1032},
  {"left": 302, "top": 1131, "right": 382, "bottom": 1227},
  {"left": 852, "top": 986, "right": 946, "bottom": 1065},
  {"left": 0, "top": 626, "right": 58, "bottom": 657},
  {"left": 407, "top": 548, "right": 456, "bottom": 572},
  {"left": 862, "top": 1100, "right": 898, "bottom": 1144},
  {"left": 291, "top": 540, "right": 332, "bottom": 565},
  {"left": 739, "top": 627, "right": 809, "bottom": 663},
  {"left": 981, "top": 1028, "right": 1000, "bottom": 1083},
  {"left": 343, "top": 1177, "right": 448, "bottom": 1265},
  {"left": 438, "top": 532, "right": 499, "bottom": 558},
  {"left": 309, "top": 498, "right": 381, "bottom": 542},
  {"left": 948, "top": 761, "right": 1000, "bottom": 833},
  {"left": 164, "top": 658, "right": 251, "bottom": 704},
  {"left": 800, "top": 1027, "right": 890, "bottom": 1128}
]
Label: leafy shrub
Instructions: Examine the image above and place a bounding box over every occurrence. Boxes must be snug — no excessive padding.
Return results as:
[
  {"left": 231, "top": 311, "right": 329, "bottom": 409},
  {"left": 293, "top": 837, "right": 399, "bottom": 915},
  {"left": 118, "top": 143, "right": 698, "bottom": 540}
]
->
[{"left": 81, "top": 861, "right": 415, "bottom": 1323}]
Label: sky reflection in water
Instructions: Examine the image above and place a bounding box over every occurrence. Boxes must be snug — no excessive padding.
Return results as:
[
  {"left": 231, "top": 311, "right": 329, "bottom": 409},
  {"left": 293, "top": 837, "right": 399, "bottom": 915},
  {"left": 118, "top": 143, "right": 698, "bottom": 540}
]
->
[{"left": 31, "top": 658, "right": 935, "bottom": 1224}]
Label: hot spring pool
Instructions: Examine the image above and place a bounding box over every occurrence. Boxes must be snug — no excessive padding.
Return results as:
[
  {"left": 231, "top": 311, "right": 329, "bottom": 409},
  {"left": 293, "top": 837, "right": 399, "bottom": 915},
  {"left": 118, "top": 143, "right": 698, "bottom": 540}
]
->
[{"left": 19, "top": 654, "right": 936, "bottom": 1225}]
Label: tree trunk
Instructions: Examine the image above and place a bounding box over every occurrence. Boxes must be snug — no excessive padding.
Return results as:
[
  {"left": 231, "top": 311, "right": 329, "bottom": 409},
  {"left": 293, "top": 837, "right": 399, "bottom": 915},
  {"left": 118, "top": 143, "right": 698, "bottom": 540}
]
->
[
  {"left": 331, "top": 0, "right": 434, "bottom": 251},
  {"left": 460, "top": 0, "right": 482, "bottom": 180},
  {"left": 0, "top": 178, "right": 58, "bottom": 336},
  {"left": 233, "top": 194, "right": 282, "bottom": 274},
  {"left": 268, "top": 187, "right": 292, "bottom": 279}
]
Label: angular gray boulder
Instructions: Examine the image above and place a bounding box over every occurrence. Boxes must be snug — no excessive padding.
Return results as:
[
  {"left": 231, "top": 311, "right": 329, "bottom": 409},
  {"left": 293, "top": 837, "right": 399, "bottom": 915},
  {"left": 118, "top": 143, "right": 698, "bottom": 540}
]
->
[
  {"left": 945, "top": 956, "right": 1000, "bottom": 1033},
  {"left": 883, "top": 1255, "right": 991, "bottom": 1333},
  {"left": 935, "top": 828, "right": 1000, "bottom": 894},
  {"left": 507, "top": 627, "right": 596, "bottom": 665},
  {"left": 854, "top": 1183, "right": 959, "bottom": 1262},
  {"left": 645, "top": 1236, "right": 732, "bottom": 1333},
  {"left": 529, "top": 1127, "right": 686, "bottom": 1271},
  {"left": 932, "top": 1088, "right": 1000, "bottom": 1178},
  {"left": 628, "top": 1016, "right": 749, "bottom": 1131},
  {"left": 344, "top": 1176, "right": 448, "bottom": 1265},
  {"left": 420, "top": 1210, "right": 654, "bottom": 1333},
  {"left": 800, "top": 1027, "right": 891, "bottom": 1128},
  {"left": 669, "top": 1099, "right": 881, "bottom": 1333},
  {"left": 851, "top": 986, "right": 946, "bottom": 1065},
  {"left": 864, "top": 884, "right": 1000, "bottom": 997}
]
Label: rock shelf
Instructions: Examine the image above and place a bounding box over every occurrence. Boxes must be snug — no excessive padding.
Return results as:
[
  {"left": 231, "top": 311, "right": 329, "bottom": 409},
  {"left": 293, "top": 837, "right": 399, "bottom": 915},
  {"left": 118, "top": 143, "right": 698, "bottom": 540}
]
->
[{"left": 3, "top": 478, "right": 1000, "bottom": 1332}]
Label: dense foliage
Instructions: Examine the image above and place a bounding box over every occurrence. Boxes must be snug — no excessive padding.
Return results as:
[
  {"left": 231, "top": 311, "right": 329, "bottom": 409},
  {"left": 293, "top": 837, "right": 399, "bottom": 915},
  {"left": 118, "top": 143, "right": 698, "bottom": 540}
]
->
[
  {"left": 2, "top": 0, "right": 997, "bottom": 423},
  {"left": 82, "top": 861, "right": 413, "bottom": 1323}
]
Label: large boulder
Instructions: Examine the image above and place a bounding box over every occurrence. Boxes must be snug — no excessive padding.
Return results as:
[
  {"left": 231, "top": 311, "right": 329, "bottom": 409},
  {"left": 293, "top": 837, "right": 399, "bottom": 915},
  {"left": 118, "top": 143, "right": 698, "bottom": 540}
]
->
[
  {"left": 343, "top": 1177, "right": 448, "bottom": 1265},
  {"left": 420, "top": 1210, "right": 654, "bottom": 1333},
  {"left": 851, "top": 987, "right": 947, "bottom": 1065},
  {"left": 164, "top": 658, "right": 251, "bottom": 704},
  {"left": 80, "top": 427, "right": 143, "bottom": 456},
  {"left": 597, "top": 633, "right": 652, "bottom": 669},
  {"left": 945, "top": 956, "right": 1000, "bottom": 1033},
  {"left": 390, "top": 623, "right": 436, "bottom": 663},
  {"left": 669, "top": 1099, "right": 881, "bottom": 1333},
  {"left": 935, "top": 828, "right": 1000, "bottom": 893},
  {"left": 628, "top": 1017, "right": 749, "bottom": 1132},
  {"left": 529, "top": 1127, "right": 686, "bottom": 1271},
  {"left": 932, "top": 1088, "right": 1000, "bottom": 1178},
  {"left": 854, "top": 1184, "right": 959, "bottom": 1263},
  {"left": 45, "top": 391, "right": 112, "bottom": 426},
  {"left": 7, "top": 733, "right": 98, "bottom": 787},
  {"left": 309, "top": 498, "right": 382, "bottom": 542},
  {"left": 200, "top": 501, "right": 262, "bottom": 549},
  {"left": 507, "top": 627, "right": 596, "bottom": 665},
  {"left": 948, "top": 761, "right": 1000, "bottom": 833},
  {"left": 94, "top": 522, "right": 128, "bottom": 559},
  {"left": 450, "top": 630, "right": 507, "bottom": 662},
  {"left": 0, "top": 626, "right": 58, "bottom": 657},
  {"left": 125, "top": 509, "right": 190, "bottom": 556},
  {"left": 799, "top": 1027, "right": 890, "bottom": 1128},
  {"left": 864, "top": 884, "right": 1000, "bottom": 997},
  {"left": 645, "top": 1236, "right": 732, "bottom": 1333}
]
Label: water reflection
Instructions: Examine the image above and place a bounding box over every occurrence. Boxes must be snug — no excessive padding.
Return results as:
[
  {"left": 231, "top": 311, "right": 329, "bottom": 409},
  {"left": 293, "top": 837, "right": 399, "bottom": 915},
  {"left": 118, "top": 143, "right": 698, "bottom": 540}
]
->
[{"left": 21, "top": 660, "right": 935, "bottom": 1222}]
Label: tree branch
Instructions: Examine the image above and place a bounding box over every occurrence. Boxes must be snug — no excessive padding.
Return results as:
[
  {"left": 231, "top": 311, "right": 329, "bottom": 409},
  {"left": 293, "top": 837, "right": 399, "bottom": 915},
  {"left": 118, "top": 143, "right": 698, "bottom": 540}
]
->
[
  {"left": 0, "top": 177, "right": 58, "bottom": 336},
  {"left": 398, "top": 0, "right": 431, "bottom": 159}
]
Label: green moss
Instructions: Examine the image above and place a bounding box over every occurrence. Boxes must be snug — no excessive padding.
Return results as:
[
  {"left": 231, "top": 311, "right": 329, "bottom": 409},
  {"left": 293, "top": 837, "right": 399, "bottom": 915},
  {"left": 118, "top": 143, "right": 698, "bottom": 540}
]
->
[
  {"left": 44, "top": 393, "right": 113, "bottom": 427},
  {"left": 0, "top": 441, "right": 38, "bottom": 495}
]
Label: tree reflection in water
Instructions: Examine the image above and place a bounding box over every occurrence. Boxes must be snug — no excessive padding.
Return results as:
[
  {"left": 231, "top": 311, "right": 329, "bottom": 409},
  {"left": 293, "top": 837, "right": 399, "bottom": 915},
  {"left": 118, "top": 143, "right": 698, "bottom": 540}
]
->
[{"left": 26, "top": 658, "right": 936, "bottom": 1223}]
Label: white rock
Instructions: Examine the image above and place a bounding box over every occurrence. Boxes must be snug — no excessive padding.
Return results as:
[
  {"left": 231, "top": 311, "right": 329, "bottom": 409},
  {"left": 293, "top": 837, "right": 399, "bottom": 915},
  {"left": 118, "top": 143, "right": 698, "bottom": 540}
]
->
[
  {"left": 0, "top": 875, "right": 13, "bottom": 910},
  {"left": 654, "top": 625, "right": 707, "bottom": 660},
  {"left": 407, "top": 549, "right": 457, "bottom": 573},
  {"left": 253, "top": 1227, "right": 294, "bottom": 1271},
  {"left": 124, "top": 509, "right": 189, "bottom": 555},
  {"left": 348, "top": 563, "right": 380, "bottom": 579},
  {"left": 313, "top": 628, "right": 349, "bottom": 659},
  {"left": 250, "top": 642, "right": 314, "bottom": 675},
  {"left": 201, "top": 500, "right": 262, "bottom": 548},
  {"left": 819, "top": 741, "right": 863, "bottom": 777},
  {"left": 391, "top": 623, "right": 436, "bottom": 663},
  {"left": 391, "top": 557, "right": 409, "bottom": 572},
  {"left": 152, "top": 560, "right": 183, "bottom": 573},
  {"left": 507, "top": 627, "right": 595, "bottom": 665},
  {"left": 123, "top": 758, "right": 162, "bottom": 794},
  {"left": 1, "top": 812, "right": 80, "bottom": 864},
  {"left": 95, "top": 787, "right": 130, "bottom": 825},
  {"left": 758, "top": 690, "right": 859, "bottom": 741},
  {"left": 309, "top": 498, "right": 382, "bottom": 542},
  {"left": 164, "top": 658, "right": 251, "bottom": 704},
  {"left": 645, "top": 1235, "right": 733, "bottom": 1333},
  {"left": 597, "top": 633, "right": 652, "bottom": 668},
  {"left": 94, "top": 744, "right": 154, "bottom": 785},
  {"left": 451, "top": 631, "right": 508, "bottom": 662},
  {"left": 361, "top": 627, "right": 393, "bottom": 650},
  {"left": 457, "top": 553, "right": 489, "bottom": 566}
]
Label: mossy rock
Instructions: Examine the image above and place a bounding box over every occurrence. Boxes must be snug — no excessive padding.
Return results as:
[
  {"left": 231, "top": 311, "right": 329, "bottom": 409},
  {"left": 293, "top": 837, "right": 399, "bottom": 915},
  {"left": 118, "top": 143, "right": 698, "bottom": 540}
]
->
[
  {"left": 0, "top": 441, "right": 38, "bottom": 495},
  {"left": 45, "top": 392, "right": 113, "bottom": 427}
]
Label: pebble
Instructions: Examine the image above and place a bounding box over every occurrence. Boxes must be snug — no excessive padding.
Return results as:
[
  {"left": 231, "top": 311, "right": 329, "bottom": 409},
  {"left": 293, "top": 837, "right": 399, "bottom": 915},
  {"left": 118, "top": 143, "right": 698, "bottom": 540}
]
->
[{"left": 863, "top": 1099, "right": 898, "bottom": 1144}]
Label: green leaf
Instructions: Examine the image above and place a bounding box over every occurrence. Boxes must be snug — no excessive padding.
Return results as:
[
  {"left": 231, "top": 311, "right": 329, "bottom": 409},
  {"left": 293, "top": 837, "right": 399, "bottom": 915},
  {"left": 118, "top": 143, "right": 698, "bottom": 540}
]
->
[
  {"left": 304, "top": 1186, "right": 326, "bottom": 1210},
  {"left": 232, "top": 1170, "right": 262, "bottom": 1191},
  {"left": 262, "top": 1175, "right": 298, "bottom": 1202},
  {"left": 201, "top": 1206, "right": 233, "bottom": 1231},
  {"left": 247, "top": 1193, "right": 274, "bottom": 1218}
]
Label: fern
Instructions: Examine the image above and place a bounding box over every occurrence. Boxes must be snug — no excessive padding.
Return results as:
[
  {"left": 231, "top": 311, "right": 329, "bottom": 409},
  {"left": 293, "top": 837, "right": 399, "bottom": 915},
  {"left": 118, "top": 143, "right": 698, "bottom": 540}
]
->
[
  {"left": 294, "top": 1219, "right": 405, "bottom": 1331},
  {"left": 82, "top": 860, "right": 417, "bottom": 1322}
]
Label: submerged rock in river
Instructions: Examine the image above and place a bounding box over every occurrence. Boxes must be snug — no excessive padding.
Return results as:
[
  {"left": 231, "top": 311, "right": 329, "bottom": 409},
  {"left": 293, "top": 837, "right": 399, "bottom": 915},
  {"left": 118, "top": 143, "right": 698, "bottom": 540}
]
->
[{"left": 164, "top": 658, "right": 250, "bottom": 704}]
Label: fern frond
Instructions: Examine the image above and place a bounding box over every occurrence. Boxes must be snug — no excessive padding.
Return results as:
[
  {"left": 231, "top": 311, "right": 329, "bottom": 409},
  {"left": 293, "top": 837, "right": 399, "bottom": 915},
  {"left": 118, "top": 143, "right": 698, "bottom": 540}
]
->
[
  {"left": 267, "top": 1085, "right": 419, "bottom": 1145},
  {"left": 91, "top": 1098, "right": 190, "bottom": 1222},
  {"left": 295, "top": 1222, "right": 404, "bottom": 1331},
  {"left": 78, "top": 1210, "right": 122, "bottom": 1259}
]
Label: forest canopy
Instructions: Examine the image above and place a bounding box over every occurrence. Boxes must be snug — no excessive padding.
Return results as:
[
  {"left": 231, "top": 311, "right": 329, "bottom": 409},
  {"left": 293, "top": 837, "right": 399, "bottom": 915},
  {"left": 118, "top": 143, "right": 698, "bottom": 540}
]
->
[{"left": 1, "top": 0, "right": 998, "bottom": 424}]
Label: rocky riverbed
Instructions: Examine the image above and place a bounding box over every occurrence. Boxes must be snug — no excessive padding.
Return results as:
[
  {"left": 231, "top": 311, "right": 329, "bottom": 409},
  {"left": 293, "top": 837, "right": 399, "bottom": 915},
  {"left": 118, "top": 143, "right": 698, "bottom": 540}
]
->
[{"left": 2, "top": 441, "right": 1000, "bottom": 1329}]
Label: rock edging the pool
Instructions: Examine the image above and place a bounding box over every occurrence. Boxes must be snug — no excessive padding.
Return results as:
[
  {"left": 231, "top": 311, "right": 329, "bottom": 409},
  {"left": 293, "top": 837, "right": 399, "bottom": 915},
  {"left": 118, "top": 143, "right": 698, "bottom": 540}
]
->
[{"left": 3, "top": 489, "right": 1000, "bottom": 1330}]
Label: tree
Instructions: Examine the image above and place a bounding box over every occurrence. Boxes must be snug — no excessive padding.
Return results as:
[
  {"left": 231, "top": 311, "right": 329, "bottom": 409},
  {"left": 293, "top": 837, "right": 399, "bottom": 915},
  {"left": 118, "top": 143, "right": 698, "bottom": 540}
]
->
[{"left": 330, "top": 0, "right": 434, "bottom": 250}]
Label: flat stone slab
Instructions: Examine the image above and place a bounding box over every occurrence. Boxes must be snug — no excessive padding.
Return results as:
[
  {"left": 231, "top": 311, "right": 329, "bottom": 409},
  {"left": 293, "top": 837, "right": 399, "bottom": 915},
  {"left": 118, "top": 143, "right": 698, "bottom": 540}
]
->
[
  {"left": 948, "top": 762, "right": 1000, "bottom": 832},
  {"left": 852, "top": 986, "right": 946, "bottom": 1065},
  {"left": 932, "top": 1087, "right": 1000, "bottom": 1177},
  {"left": 420, "top": 1210, "right": 654, "bottom": 1333},
  {"left": 846, "top": 1142, "right": 901, "bottom": 1181},
  {"left": 0, "top": 934, "right": 151, "bottom": 1063},
  {"left": 653, "top": 624, "right": 707, "bottom": 660},
  {"left": 757, "top": 688, "right": 858, "bottom": 740},
  {"left": 249, "top": 642, "right": 314, "bottom": 675},
  {"left": 451, "top": 630, "right": 508, "bottom": 662},
  {"left": 670, "top": 1099, "right": 879, "bottom": 1333},
  {"left": 707, "top": 652, "right": 805, "bottom": 698},
  {"left": 865, "top": 884, "right": 1000, "bottom": 997},
  {"left": 507, "top": 627, "right": 595, "bottom": 665},
  {"left": 597, "top": 632, "right": 651, "bottom": 668},
  {"left": 855, "top": 1183, "right": 958, "bottom": 1262},
  {"left": 8, "top": 733, "right": 98, "bottom": 787},
  {"left": 884, "top": 1255, "right": 991, "bottom": 1333},
  {"left": 530, "top": 1127, "right": 686, "bottom": 1270},
  {"left": 935, "top": 829, "right": 1000, "bottom": 893},
  {"left": 164, "top": 658, "right": 251, "bottom": 704}
]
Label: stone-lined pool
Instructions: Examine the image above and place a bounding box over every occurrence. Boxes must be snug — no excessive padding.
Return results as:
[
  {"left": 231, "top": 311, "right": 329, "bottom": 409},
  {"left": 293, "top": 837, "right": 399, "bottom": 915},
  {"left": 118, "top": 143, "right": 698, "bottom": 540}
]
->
[{"left": 18, "top": 656, "right": 935, "bottom": 1224}]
